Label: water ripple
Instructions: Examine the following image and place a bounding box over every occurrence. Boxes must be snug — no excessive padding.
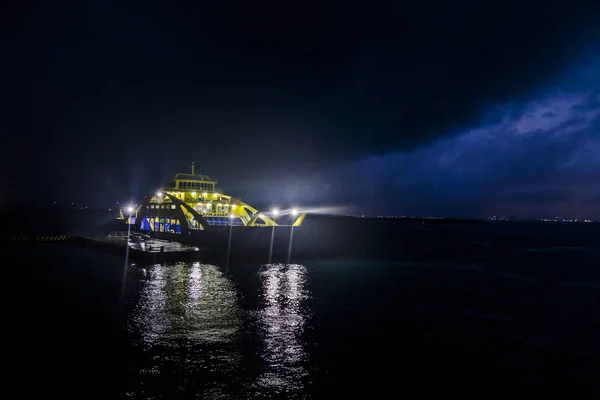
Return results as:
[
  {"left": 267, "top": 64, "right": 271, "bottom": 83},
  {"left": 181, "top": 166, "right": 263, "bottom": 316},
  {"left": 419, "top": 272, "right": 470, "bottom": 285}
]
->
[{"left": 254, "top": 263, "right": 311, "bottom": 396}]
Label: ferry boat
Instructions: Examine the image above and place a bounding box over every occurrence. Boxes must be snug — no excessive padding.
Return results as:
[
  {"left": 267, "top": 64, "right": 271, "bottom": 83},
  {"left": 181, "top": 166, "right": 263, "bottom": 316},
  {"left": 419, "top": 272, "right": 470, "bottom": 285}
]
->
[{"left": 119, "top": 163, "right": 306, "bottom": 237}]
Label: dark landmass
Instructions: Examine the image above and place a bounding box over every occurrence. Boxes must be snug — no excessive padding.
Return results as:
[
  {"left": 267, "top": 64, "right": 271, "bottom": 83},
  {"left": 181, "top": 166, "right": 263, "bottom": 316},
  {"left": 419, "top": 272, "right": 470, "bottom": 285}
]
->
[
  {"left": 316, "top": 214, "right": 490, "bottom": 224},
  {"left": 3, "top": 207, "right": 600, "bottom": 268}
]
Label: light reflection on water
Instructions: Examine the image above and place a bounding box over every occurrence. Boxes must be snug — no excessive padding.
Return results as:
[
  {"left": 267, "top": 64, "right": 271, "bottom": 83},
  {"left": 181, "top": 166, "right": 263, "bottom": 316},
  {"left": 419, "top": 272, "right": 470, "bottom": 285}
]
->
[
  {"left": 125, "top": 261, "right": 311, "bottom": 398},
  {"left": 126, "top": 262, "right": 246, "bottom": 397},
  {"left": 130, "top": 262, "right": 242, "bottom": 346},
  {"left": 255, "top": 263, "right": 310, "bottom": 395}
]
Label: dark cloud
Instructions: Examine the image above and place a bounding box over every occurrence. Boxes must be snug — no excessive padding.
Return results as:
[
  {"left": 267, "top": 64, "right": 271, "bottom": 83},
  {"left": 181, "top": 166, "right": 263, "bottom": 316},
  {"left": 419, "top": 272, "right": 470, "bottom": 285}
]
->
[
  {"left": 310, "top": 89, "right": 600, "bottom": 218},
  {"left": 225, "top": 85, "right": 600, "bottom": 217},
  {"left": 499, "top": 188, "right": 573, "bottom": 205}
]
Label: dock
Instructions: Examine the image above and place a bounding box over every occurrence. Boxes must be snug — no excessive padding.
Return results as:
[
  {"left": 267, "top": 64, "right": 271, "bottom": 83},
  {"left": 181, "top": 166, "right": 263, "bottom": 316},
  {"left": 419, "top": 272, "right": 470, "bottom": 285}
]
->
[
  {"left": 1, "top": 234, "right": 207, "bottom": 262},
  {"left": 82, "top": 235, "right": 207, "bottom": 262}
]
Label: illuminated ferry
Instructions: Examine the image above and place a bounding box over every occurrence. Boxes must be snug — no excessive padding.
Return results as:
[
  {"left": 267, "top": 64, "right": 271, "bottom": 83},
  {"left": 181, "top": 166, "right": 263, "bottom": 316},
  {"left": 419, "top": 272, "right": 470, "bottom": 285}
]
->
[{"left": 120, "top": 163, "right": 305, "bottom": 235}]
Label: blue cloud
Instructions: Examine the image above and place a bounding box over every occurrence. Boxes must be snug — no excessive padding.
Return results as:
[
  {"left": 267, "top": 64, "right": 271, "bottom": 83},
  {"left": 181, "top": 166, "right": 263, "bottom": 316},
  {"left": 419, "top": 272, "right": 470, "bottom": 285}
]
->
[{"left": 326, "top": 88, "right": 600, "bottom": 217}]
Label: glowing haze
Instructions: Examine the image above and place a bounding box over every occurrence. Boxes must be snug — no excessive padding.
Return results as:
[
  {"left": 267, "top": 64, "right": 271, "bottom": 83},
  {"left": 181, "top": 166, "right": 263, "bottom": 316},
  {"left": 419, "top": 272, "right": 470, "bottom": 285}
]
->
[{"left": 247, "top": 67, "right": 600, "bottom": 218}]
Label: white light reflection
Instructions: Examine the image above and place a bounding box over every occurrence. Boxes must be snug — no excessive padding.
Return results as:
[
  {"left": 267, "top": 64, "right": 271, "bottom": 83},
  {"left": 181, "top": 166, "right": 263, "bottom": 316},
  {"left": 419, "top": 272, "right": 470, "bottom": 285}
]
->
[
  {"left": 129, "top": 263, "right": 167, "bottom": 345},
  {"left": 256, "top": 263, "right": 310, "bottom": 394},
  {"left": 126, "top": 262, "right": 244, "bottom": 399},
  {"left": 188, "top": 261, "right": 203, "bottom": 306},
  {"left": 129, "top": 262, "right": 242, "bottom": 345}
]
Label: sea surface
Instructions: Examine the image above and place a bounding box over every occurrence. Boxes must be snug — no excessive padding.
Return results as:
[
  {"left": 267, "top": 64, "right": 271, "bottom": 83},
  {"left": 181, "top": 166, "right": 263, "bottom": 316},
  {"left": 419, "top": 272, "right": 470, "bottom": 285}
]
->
[{"left": 5, "top": 221, "right": 600, "bottom": 399}]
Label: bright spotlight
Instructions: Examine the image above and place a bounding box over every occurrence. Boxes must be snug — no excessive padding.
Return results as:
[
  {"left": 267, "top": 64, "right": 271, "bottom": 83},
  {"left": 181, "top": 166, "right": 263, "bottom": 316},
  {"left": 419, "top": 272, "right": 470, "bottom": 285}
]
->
[
  {"left": 231, "top": 204, "right": 236, "bottom": 208},
  {"left": 272, "top": 208, "right": 279, "bottom": 216},
  {"left": 213, "top": 193, "right": 218, "bottom": 198},
  {"left": 191, "top": 191, "right": 196, "bottom": 196},
  {"left": 292, "top": 208, "right": 298, "bottom": 216},
  {"left": 126, "top": 206, "right": 134, "bottom": 213},
  {"left": 230, "top": 214, "right": 235, "bottom": 219},
  {"left": 157, "top": 191, "right": 163, "bottom": 197},
  {"left": 203, "top": 192, "right": 207, "bottom": 197}
]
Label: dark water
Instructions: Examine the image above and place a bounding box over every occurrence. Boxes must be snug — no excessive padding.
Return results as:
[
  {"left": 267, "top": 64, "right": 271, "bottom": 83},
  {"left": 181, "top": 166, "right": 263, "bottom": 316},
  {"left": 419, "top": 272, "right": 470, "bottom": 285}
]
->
[{"left": 5, "top": 222, "right": 600, "bottom": 399}]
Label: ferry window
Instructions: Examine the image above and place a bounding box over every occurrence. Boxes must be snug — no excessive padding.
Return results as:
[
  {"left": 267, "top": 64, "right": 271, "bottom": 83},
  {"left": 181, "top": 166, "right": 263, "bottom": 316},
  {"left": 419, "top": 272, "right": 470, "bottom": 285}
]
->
[
  {"left": 171, "top": 205, "right": 176, "bottom": 210},
  {"left": 177, "top": 182, "right": 182, "bottom": 189}
]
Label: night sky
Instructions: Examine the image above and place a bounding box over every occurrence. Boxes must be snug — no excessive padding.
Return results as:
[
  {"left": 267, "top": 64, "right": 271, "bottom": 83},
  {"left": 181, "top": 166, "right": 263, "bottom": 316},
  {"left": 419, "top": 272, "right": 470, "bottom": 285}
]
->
[{"left": 3, "top": 1, "right": 600, "bottom": 217}]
